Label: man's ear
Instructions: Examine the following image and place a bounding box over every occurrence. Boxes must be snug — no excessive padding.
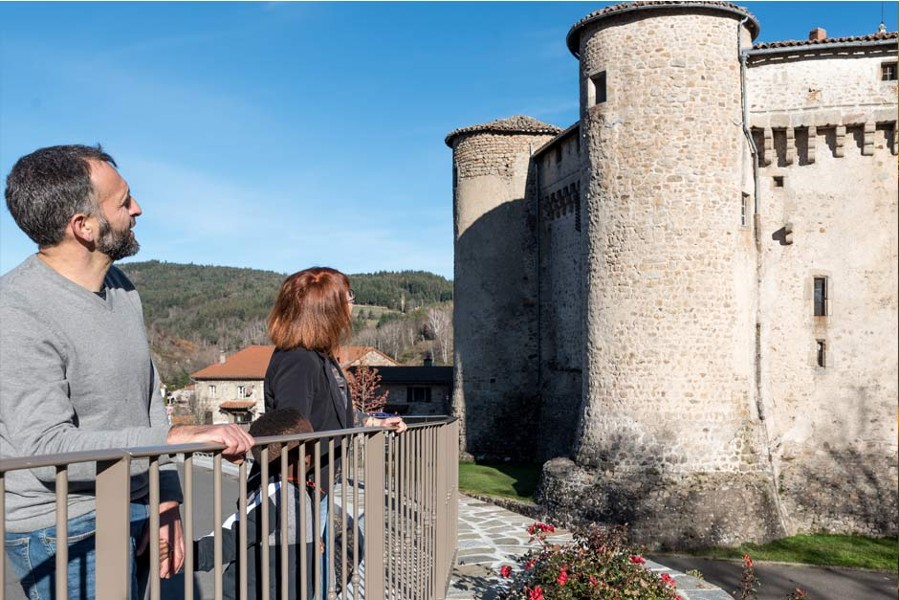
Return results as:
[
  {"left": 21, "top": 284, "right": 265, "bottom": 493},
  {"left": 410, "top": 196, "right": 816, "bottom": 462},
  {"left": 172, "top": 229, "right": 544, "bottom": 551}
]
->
[{"left": 70, "top": 212, "right": 96, "bottom": 244}]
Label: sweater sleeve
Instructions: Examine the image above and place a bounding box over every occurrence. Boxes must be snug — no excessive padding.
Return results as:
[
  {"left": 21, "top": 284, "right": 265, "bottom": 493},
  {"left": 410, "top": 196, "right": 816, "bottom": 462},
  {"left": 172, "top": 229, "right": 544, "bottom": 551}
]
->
[
  {"left": 147, "top": 362, "right": 184, "bottom": 504},
  {"left": 0, "top": 303, "right": 170, "bottom": 484}
]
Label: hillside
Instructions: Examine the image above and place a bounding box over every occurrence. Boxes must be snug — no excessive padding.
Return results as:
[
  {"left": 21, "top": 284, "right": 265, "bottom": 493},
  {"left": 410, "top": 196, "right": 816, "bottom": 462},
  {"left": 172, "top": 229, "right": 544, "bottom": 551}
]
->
[{"left": 117, "top": 261, "right": 453, "bottom": 387}]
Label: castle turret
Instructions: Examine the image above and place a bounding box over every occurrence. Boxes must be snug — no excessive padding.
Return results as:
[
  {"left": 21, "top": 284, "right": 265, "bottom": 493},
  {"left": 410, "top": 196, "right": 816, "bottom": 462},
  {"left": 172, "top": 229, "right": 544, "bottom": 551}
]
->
[
  {"left": 445, "top": 116, "right": 560, "bottom": 461},
  {"left": 539, "top": 3, "right": 783, "bottom": 547}
]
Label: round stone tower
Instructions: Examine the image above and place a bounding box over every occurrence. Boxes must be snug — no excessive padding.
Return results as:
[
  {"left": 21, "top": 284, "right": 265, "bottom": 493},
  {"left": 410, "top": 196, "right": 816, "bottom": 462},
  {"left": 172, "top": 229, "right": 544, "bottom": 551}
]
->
[
  {"left": 445, "top": 116, "right": 560, "bottom": 461},
  {"left": 540, "top": 3, "right": 784, "bottom": 546}
]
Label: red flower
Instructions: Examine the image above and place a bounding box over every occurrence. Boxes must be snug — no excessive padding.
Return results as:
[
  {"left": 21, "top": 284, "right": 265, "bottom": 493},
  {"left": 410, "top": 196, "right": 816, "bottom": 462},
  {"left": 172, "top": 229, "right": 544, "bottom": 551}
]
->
[
  {"left": 525, "top": 559, "right": 536, "bottom": 570},
  {"left": 629, "top": 555, "right": 646, "bottom": 564},
  {"left": 588, "top": 575, "right": 598, "bottom": 587},
  {"left": 556, "top": 567, "right": 569, "bottom": 586},
  {"left": 526, "top": 522, "right": 555, "bottom": 536},
  {"left": 743, "top": 554, "right": 753, "bottom": 568},
  {"left": 529, "top": 585, "right": 544, "bottom": 600},
  {"left": 660, "top": 573, "right": 676, "bottom": 587},
  {"left": 499, "top": 565, "right": 512, "bottom": 578}
]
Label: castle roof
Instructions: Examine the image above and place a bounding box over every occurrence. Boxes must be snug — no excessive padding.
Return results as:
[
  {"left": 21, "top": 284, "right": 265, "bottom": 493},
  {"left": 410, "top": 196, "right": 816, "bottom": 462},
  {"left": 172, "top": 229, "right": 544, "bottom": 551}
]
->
[
  {"left": 751, "top": 30, "right": 898, "bottom": 51},
  {"left": 566, "top": 1, "right": 760, "bottom": 56},
  {"left": 445, "top": 115, "right": 562, "bottom": 147}
]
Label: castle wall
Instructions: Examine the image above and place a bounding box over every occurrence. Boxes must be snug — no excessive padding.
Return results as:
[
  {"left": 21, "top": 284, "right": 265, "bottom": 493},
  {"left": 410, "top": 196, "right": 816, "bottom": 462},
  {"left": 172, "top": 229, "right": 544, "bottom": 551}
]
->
[
  {"left": 748, "top": 51, "right": 899, "bottom": 535},
  {"left": 451, "top": 130, "right": 556, "bottom": 461},
  {"left": 535, "top": 130, "right": 586, "bottom": 461},
  {"left": 542, "top": 9, "right": 782, "bottom": 547}
]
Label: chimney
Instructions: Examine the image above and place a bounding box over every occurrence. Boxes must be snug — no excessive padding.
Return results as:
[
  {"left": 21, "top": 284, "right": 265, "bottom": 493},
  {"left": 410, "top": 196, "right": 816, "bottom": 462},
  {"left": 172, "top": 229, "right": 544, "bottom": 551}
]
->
[
  {"left": 808, "top": 27, "right": 827, "bottom": 41},
  {"left": 423, "top": 352, "right": 433, "bottom": 368},
  {"left": 219, "top": 350, "right": 226, "bottom": 365}
]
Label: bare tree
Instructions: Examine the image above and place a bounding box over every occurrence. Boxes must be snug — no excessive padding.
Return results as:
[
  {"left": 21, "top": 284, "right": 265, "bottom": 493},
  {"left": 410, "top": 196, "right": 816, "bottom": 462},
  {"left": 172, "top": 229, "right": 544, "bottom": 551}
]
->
[
  {"left": 347, "top": 365, "right": 389, "bottom": 413},
  {"left": 427, "top": 307, "right": 453, "bottom": 364}
]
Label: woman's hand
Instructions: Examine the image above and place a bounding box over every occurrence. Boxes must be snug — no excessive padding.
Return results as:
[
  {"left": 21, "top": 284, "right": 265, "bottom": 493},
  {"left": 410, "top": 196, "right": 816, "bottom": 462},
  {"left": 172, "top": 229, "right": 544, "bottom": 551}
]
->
[{"left": 363, "top": 415, "right": 408, "bottom": 434}]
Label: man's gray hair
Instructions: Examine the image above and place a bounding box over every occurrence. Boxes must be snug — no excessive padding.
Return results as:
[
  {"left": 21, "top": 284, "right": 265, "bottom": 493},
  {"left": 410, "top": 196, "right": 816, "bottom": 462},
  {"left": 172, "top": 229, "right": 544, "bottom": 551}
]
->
[{"left": 5, "top": 144, "right": 117, "bottom": 247}]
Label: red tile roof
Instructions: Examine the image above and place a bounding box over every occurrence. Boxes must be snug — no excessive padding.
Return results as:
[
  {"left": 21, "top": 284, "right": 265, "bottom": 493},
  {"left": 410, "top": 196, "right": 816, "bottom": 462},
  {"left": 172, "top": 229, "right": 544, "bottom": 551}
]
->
[
  {"left": 219, "top": 401, "right": 257, "bottom": 410},
  {"left": 191, "top": 345, "right": 396, "bottom": 380},
  {"left": 191, "top": 345, "right": 274, "bottom": 380},
  {"left": 334, "top": 346, "right": 398, "bottom": 367}
]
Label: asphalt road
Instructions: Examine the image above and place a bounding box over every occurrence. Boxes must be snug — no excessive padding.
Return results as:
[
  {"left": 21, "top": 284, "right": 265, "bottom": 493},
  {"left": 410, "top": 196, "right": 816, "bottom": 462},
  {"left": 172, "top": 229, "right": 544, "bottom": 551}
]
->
[{"left": 650, "top": 554, "right": 897, "bottom": 600}]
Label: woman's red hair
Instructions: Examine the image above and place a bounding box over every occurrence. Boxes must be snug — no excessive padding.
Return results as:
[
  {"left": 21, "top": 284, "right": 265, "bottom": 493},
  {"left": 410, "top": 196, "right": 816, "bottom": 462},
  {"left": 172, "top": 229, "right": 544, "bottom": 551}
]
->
[{"left": 267, "top": 267, "right": 352, "bottom": 354}]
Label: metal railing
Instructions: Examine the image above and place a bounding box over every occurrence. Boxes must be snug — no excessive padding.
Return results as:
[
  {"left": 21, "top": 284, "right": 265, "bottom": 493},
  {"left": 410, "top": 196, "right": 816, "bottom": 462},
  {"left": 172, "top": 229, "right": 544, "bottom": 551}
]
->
[{"left": 1, "top": 418, "right": 459, "bottom": 600}]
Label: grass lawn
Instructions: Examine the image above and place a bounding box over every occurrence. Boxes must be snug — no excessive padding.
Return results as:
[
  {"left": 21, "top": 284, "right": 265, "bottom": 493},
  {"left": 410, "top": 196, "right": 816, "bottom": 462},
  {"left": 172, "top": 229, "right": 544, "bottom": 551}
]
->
[
  {"left": 457, "top": 463, "right": 897, "bottom": 571},
  {"left": 458, "top": 462, "right": 541, "bottom": 503},
  {"left": 681, "top": 534, "right": 898, "bottom": 571}
]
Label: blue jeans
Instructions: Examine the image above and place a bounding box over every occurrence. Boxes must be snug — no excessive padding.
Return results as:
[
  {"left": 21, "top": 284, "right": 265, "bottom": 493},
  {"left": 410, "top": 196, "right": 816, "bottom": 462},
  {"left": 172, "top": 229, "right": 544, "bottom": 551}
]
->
[{"left": 5, "top": 502, "right": 151, "bottom": 600}]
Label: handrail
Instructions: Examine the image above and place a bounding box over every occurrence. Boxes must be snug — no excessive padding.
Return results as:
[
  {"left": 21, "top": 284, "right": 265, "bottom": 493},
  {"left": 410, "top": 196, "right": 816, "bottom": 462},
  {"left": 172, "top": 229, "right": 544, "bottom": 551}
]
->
[{"left": 2, "top": 416, "right": 459, "bottom": 600}]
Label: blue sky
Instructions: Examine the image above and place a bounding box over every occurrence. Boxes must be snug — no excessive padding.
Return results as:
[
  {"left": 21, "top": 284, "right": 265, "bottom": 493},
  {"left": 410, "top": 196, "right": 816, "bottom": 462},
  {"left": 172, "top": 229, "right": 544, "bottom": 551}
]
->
[{"left": 1, "top": 2, "right": 893, "bottom": 279}]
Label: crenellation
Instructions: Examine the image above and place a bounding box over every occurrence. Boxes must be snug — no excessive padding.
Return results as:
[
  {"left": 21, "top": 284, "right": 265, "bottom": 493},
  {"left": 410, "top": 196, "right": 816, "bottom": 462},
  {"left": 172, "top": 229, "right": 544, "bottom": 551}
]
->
[
  {"left": 834, "top": 125, "right": 846, "bottom": 157},
  {"left": 862, "top": 121, "right": 876, "bottom": 155}
]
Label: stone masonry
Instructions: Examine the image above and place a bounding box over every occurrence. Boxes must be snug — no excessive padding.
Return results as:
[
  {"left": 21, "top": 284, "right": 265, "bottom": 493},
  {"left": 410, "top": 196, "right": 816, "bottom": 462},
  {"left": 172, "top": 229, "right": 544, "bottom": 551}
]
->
[{"left": 446, "top": 1, "right": 898, "bottom": 548}]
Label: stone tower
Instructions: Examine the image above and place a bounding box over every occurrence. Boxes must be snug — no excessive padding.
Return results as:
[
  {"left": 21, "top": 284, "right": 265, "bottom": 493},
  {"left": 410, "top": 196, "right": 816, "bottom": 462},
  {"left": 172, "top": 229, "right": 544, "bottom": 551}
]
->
[
  {"left": 445, "top": 117, "right": 560, "bottom": 460},
  {"left": 542, "top": 2, "right": 783, "bottom": 547}
]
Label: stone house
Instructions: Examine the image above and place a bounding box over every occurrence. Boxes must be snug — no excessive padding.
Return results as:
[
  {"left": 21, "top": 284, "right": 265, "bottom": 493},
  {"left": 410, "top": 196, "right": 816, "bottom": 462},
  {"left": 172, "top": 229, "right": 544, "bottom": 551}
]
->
[
  {"left": 348, "top": 360, "right": 454, "bottom": 417},
  {"left": 191, "top": 345, "right": 399, "bottom": 424}
]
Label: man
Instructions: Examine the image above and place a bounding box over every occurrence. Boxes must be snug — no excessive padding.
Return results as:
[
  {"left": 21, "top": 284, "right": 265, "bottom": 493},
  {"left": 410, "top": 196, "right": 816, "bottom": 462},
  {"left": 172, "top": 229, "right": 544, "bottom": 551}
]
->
[{"left": 1, "top": 145, "right": 255, "bottom": 599}]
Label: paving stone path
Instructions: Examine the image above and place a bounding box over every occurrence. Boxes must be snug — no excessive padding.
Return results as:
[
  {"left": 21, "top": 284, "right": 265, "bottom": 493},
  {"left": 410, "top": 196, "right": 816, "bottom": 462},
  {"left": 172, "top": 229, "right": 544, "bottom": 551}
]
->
[{"left": 448, "top": 494, "right": 732, "bottom": 600}]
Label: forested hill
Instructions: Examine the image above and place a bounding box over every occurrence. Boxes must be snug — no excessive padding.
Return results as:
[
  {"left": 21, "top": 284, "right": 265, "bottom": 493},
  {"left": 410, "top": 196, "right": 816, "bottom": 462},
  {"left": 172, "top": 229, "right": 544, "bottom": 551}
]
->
[
  {"left": 117, "top": 260, "right": 452, "bottom": 387},
  {"left": 350, "top": 271, "right": 453, "bottom": 311}
]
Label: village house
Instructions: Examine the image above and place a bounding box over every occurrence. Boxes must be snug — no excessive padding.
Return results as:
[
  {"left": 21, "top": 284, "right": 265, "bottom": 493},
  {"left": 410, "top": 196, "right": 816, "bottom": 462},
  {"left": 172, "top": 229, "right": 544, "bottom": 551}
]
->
[{"left": 191, "top": 345, "right": 399, "bottom": 424}]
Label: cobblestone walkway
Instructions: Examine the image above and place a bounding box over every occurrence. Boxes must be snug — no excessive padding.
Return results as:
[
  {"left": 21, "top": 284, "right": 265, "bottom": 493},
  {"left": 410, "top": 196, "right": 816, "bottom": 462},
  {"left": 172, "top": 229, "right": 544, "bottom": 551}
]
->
[{"left": 448, "top": 495, "right": 732, "bottom": 600}]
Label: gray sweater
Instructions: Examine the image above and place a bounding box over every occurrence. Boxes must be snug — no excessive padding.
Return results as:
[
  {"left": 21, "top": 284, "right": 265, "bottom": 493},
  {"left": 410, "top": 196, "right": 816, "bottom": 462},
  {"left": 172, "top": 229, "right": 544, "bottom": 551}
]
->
[{"left": 0, "top": 255, "right": 181, "bottom": 532}]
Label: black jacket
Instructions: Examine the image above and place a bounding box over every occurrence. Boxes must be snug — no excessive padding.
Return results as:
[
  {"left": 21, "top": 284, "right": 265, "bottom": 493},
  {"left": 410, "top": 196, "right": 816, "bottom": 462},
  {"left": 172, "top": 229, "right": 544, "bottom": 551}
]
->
[{"left": 264, "top": 348, "right": 354, "bottom": 433}]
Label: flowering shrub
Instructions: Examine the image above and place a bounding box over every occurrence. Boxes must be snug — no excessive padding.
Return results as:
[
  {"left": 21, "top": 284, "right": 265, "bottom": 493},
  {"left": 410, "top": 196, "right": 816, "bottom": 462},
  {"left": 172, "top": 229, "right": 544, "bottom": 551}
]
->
[
  {"left": 738, "top": 553, "right": 811, "bottom": 600},
  {"left": 498, "top": 523, "right": 682, "bottom": 600},
  {"left": 738, "top": 553, "right": 760, "bottom": 600}
]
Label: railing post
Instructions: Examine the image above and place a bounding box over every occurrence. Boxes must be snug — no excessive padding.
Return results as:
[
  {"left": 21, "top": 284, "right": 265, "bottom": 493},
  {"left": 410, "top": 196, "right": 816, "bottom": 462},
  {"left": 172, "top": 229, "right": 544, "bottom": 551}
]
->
[
  {"left": 1, "top": 474, "right": 5, "bottom": 595},
  {"left": 95, "top": 454, "right": 132, "bottom": 600},
  {"left": 364, "top": 430, "right": 386, "bottom": 600}
]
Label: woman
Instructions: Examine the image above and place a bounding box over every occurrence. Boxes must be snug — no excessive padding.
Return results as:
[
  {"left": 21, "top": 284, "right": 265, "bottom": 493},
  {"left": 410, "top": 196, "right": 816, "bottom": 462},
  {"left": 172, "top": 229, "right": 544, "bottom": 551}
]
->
[
  {"left": 264, "top": 266, "right": 406, "bottom": 439},
  {"left": 263, "top": 267, "right": 405, "bottom": 597}
]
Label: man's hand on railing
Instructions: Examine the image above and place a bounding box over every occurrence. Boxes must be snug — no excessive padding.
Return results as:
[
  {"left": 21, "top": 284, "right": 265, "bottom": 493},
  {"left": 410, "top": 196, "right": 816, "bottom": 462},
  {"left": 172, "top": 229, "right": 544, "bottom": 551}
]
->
[
  {"left": 136, "top": 500, "right": 184, "bottom": 578},
  {"left": 166, "top": 424, "right": 255, "bottom": 464}
]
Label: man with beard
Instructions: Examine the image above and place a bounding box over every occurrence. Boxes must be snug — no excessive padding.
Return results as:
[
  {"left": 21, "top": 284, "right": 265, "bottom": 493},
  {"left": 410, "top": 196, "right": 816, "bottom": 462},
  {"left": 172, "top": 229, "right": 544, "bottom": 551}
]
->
[{"left": 0, "top": 145, "right": 255, "bottom": 600}]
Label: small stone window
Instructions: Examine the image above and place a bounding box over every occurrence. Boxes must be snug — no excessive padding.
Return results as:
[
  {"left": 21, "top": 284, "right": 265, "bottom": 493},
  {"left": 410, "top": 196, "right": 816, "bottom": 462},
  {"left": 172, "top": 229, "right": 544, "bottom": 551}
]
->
[
  {"left": 816, "top": 340, "right": 827, "bottom": 368},
  {"left": 589, "top": 71, "right": 607, "bottom": 106},
  {"left": 237, "top": 385, "right": 246, "bottom": 397},
  {"left": 208, "top": 384, "right": 217, "bottom": 398},
  {"left": 882, "top": 62, "right": 897, "bottom": 81},
  {"left": 773, "top": 176, "right": 784, "bottom": 187},
  {"left": 813, "top": 277, "right": 828, "bottom": 317}
]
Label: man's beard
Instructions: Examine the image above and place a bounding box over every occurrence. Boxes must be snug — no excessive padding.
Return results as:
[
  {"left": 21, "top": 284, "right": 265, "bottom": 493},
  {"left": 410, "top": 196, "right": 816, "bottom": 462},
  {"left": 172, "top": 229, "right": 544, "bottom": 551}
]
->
[{"left": 96, "top": 214, "right": 140, "bottom": 261}]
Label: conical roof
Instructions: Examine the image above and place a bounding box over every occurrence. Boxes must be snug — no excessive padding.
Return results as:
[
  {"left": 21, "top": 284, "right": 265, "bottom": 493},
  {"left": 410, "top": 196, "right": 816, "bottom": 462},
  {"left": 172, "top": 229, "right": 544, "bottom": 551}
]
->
[
  {"left": 566, "top": 1, "right": 760, "bottom": 57},
  {"left": 445, "top": 115, "right": 562, "bottom": 147}
]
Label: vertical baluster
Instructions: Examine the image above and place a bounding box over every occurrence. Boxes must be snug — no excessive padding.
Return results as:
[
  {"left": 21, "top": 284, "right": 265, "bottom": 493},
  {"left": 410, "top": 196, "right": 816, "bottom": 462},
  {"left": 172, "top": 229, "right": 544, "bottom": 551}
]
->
[
  {"left": 238, "top": 460, "right": 248, "bottom": 600},
  {"left": 183, "top": 453, "right": 194, "bottom": 600},
  {"left": 0, "top": 474, "right": 5, "bottom": 595},
  {"left": 280, "top": 444, "right": 289, "bottom": 600},
  {"left": 260, "top": 447, "right": 270, "bottom": 600},
  {"left": 214, "top": 453, "right": 223, "bottom": 600},
  {"left": 363, "top": 431, "right": 385, "bottom": 600},
  {"left": 55, "top": 466, "right": 68, "bottom": 599},
  {"left": 327, "top": 437, "right": 336, "bottom": 600},
  {"left": 96, "top": 454, "right": 131, "bottom": 600},
  {"left": 149, "top": 457, "right": 161, "bottom": 600}
]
